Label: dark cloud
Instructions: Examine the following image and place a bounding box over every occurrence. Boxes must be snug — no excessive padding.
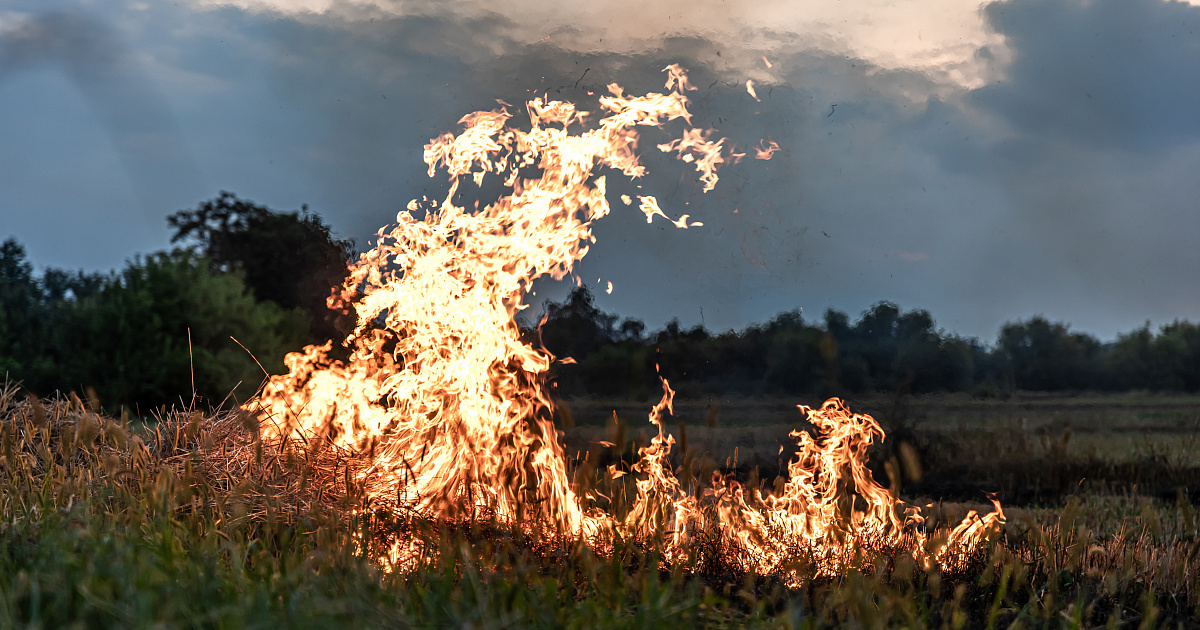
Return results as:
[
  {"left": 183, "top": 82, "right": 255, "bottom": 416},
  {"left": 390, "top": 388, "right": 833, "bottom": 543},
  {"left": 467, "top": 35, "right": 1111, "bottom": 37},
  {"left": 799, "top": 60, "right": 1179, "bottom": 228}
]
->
[
  {"left": 5, "top": 0, "right": 1200, "bottom": 341},
  {"left": 912, "top": 0, "right": 1200, "bottom": 337},
  {"left": 236, "top": 4, "right": 1200, "bottom": 339},
  {"left": 974, "top": 0, "right": 1200, "bottom": 155},
  {"left": 247, "top": 11, "right": 961, "bottom": 332}
]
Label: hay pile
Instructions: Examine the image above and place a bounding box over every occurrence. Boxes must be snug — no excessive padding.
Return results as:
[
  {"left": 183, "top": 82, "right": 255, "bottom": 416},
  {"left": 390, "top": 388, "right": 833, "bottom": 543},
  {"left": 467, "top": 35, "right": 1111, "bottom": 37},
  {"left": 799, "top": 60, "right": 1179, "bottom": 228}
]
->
[{"left": 0, "top": 382, "right": 369, "bottom": 531}]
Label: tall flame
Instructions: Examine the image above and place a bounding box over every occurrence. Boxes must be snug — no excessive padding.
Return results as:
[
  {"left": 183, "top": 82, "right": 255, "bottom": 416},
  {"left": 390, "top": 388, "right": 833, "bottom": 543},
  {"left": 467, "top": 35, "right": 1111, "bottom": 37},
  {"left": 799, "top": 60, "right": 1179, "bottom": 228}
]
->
[{"left": 249, "top": 65, "right": 1003, "bottom": 579}]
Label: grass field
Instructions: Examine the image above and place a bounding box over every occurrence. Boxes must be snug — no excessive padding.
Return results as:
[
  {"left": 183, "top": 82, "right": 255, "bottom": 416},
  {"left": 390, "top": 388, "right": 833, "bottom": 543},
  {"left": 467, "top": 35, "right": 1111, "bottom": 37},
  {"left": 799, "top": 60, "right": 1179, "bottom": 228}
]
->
[
  {"left": 559, "top": 392, "right": 1200, "bottom": 501},
  {"left": 2, "top": 383, "right": 1199, "bottom": 628}
]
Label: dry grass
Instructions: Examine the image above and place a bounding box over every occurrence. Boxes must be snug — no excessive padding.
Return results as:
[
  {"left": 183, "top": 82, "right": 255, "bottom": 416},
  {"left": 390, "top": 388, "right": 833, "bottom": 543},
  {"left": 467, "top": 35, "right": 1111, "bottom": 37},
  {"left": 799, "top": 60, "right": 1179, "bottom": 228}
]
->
[{"left": 3, "top": 382, "right": 1200, "bottom": 627}]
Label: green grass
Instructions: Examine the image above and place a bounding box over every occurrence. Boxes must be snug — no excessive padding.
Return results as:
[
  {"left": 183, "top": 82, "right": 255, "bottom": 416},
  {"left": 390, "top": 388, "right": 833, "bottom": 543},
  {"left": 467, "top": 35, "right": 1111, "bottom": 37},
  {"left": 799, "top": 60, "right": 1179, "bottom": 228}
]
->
[{"left": 3, "top": 385, "right": 1199, "bottom": 628}]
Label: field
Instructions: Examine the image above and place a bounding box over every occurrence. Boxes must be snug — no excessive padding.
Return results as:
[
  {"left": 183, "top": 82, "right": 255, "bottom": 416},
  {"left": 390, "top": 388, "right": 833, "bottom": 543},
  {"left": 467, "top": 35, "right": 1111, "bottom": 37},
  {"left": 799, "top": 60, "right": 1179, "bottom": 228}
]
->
[
  {"left": 2, "top": 384, "right": 1199, "bottom": 628},
  {"left": 559, "top": 392, "right": 1200, "bottom": 502}
]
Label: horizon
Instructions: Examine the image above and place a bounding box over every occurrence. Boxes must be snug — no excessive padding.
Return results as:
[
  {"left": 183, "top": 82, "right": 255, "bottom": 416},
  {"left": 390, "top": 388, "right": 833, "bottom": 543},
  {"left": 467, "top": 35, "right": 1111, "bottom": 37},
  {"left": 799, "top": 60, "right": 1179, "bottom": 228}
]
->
[{"left": 2, "top": 228, "right": 1172, "bottom": 347}]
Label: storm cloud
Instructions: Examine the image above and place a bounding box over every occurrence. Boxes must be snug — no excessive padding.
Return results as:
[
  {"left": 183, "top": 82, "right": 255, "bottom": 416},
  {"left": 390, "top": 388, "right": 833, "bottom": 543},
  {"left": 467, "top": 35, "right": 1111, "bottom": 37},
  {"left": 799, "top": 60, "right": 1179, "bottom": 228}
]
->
[{"left": 1, "top": 0, "right": 1198, "bottom": 341}]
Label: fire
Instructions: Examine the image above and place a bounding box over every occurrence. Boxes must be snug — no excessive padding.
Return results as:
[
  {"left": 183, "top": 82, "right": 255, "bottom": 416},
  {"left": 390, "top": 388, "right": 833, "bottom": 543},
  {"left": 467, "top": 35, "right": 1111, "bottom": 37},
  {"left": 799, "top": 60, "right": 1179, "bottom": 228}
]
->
[
  {"left": 755, "top": 139, "right": 781, "bottom": 160},
  {"left": 248, "top": 64, "right": 1003, "bottom": 580}
]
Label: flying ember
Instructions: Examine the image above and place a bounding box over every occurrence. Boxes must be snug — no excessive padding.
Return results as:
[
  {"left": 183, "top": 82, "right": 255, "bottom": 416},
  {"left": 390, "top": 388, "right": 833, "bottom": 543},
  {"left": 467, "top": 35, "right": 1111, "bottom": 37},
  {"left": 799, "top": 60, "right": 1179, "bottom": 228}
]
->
[{"left": 247, "top": 64, "right": 1003, "bottom": 581}]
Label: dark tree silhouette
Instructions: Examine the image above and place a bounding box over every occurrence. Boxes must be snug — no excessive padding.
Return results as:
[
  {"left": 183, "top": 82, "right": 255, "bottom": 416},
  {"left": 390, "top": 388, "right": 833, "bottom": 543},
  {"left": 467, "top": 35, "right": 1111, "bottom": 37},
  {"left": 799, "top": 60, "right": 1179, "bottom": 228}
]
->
[
  {"left": 0, "top": 238, "right": 40, "bottom": 378},
  {"left": 999, "top": 317, "right": 1101, "bottom": 391},
  {"left": 1, "top": 236, "right": 309, "bottom": 413},
  {"left": 168, "top": 192, "right": 355, "bottom": 344},
  {"left": 538, "top": 286, "right": 618, "bottom": 361}
]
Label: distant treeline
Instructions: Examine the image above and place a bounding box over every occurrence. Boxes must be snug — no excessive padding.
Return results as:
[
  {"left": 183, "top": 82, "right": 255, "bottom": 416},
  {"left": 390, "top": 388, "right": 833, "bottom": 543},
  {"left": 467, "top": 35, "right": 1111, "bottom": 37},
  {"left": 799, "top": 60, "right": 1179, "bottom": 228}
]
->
[
  {"left": 3, "top": 193, "right": 1199, "bottom": 414},
  {"left": 537, "top": 286, "right": 1200, "bottom": 400}
]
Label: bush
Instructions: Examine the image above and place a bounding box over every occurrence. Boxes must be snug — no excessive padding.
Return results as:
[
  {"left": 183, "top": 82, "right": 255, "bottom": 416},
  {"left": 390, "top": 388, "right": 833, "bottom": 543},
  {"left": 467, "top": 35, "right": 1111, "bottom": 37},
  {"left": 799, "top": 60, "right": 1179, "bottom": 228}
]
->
[
  {"left": 168, "top": 192, "right": 356, "bottom": 345},
  {"left": 998, "top": 317, "right": 1102, "bottom": 391},
  {"left": 0, "top": 241, "right": 308, "bottom": 414},
  {"left": 61, "top": 250, "right": 310, "bottom": 413}
]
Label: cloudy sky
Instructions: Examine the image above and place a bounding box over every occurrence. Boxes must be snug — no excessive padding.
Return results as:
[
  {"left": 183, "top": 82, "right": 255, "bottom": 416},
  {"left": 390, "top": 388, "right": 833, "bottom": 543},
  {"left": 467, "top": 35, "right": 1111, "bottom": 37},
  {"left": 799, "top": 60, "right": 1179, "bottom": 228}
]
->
[{"left": 2, "top": 0, "right": 1198, "bottom": 342}]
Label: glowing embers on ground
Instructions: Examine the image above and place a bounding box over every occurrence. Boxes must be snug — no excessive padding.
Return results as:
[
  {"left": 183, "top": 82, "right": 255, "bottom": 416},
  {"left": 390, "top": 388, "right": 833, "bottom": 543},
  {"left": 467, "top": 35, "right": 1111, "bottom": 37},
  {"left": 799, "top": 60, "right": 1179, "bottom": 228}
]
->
[{"left": 246, "top": 64, "right": 1004, "bottom": 580}]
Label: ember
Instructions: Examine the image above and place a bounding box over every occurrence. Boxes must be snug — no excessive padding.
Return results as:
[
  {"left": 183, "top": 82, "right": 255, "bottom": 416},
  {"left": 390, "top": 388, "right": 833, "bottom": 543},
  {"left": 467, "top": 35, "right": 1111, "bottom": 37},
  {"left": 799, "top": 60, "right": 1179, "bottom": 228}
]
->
[{"left": 246, "top": 65, "right": 1003, "bottom": 581}]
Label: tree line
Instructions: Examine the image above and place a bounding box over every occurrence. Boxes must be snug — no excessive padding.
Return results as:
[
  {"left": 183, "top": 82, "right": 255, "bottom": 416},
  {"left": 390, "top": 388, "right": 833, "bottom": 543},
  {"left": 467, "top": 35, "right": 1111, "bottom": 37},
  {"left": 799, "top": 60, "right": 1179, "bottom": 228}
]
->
[
  {"left": 538, "top": 286, "right": 1200, "bottom": 399},
  {"left": 3, "top": 193, "right": 1199, "bottom": 414},
  {"left": 0, "top": 193, "right": 353, "bottom": 415}
]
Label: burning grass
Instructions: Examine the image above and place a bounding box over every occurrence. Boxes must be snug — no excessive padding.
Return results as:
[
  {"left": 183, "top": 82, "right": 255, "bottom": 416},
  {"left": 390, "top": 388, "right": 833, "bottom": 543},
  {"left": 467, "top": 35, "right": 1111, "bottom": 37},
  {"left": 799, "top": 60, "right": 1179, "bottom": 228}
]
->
[
  {"left": 3, "top": 382, "right": 1199, "bottom": 627},
  {"left": 241, "top": 65, "right": 1009, "bottom": 582},
  {"left": 4, "top": 63, "right": 1198, "bottom": 626}
]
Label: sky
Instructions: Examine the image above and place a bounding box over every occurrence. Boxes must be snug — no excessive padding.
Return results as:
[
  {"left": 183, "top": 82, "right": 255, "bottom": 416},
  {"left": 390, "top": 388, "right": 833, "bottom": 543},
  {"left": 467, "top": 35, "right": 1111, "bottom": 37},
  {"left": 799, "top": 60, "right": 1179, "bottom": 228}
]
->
[{"left": 2, "top": 0, "right": 1199, "bottom": 342}]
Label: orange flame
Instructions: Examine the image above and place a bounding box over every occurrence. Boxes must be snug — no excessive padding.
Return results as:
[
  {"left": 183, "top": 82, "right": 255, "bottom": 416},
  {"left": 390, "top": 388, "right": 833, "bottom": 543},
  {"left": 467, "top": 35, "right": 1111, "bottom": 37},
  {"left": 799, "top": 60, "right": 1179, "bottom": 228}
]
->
[
  {"left": 746, "top": 79, "right": 760, "bottom": 102},
  {"left": 657, "top": 128, "right": 740, "bottom": 192},
  {"left": 755, "top": 139, "right": 781, "bottom": 160},
  {"left": 248, "top": 64, "right": 1002, "bottom": 579},
  {"left": 637, "top": 195, "right": 669, "bottom": 223}
]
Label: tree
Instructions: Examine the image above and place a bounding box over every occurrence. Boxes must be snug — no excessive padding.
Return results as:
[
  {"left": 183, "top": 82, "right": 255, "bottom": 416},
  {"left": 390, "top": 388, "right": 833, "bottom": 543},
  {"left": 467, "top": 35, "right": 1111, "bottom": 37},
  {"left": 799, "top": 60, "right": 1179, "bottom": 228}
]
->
[
  {"left": 40, "top": 268, "right": 106, "bottom": 301},
  {"left": 1107, "top": 321, "right": 1200, "bottom": 392},
  {"left": 811, "top": 303, "right": 977, "bottom": 394},
  {"left": 998, "top": 317, "right": 1101, "bottom": 390},
  {"left": 760, "top": 311, "right": 826, "bottom": 394},
  {"left": 168, "top": 192, "right": 356, "bottom": 344},
  {"left": 1156, "top": 321, "right": 1200, "bottom": 391},
  {"left": 890, "top": 309, "right": 974, "bottom": 393},
  {"left": 59, "top": 250, "right": 308, "bottom": 412},
  {"left": 538, "top": 286, "right": 618, "bottom": 361},
  {"left": 853, "top": 302, "right": 903, "bottom": 387},
  {"left": 0, "top": 239, "right": 42, "bottom": 379},
  {"left": 1, "top": 234, "right": 310, "bottom": 412}
]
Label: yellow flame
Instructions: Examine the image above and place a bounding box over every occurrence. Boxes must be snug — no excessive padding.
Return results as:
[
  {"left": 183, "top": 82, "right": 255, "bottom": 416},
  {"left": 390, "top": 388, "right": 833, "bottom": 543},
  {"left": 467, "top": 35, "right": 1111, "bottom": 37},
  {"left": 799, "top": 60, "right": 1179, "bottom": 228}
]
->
[
  {"left": 657, "top": 128, "right": 740, "bottom": 192},
  {"left": 248, "top": 64, "right": 1002, "bottom": 581},
  {"left": 637, "top": 195, "right": 668, "bottom": 224}
]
